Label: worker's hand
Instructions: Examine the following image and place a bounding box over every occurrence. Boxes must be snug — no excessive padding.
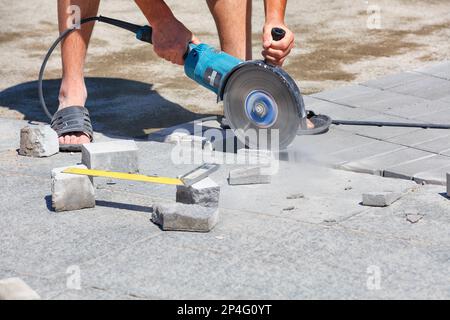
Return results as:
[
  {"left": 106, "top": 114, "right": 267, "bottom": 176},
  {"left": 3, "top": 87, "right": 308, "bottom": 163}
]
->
[
  {"left": 152, "top": 17, "right": 200, "bottom": 65},
  {"left": 261, "top": 22, "right": 295, "bottom": 66}
]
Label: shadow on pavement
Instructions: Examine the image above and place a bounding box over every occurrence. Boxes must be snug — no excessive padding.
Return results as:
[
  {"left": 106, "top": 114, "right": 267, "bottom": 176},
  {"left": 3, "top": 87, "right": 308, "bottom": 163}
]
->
[
  {"left": 0, "top": 77, "right": 214, "bottom": 139},
  {"left": 95, "top": 200, "right": 152, "bottom": 214}
]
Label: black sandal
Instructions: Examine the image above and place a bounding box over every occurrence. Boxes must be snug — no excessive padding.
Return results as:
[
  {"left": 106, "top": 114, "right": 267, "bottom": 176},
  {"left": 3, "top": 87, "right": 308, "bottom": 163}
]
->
[
  {"left": 51, "top": 106, "right": 94, "bottom": 152},
  {"left": 297, "top": 110, "right": 332, "bottom": 136}
]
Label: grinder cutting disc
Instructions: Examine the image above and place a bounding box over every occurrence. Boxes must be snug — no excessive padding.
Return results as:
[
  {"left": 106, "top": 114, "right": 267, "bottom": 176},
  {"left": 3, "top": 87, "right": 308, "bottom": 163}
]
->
[{"left": 223, "top": 62, "right": 302, "bottom": 150}]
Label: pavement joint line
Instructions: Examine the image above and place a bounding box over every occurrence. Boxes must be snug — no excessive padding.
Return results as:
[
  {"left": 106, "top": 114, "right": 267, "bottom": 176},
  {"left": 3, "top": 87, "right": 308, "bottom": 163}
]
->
[
  {"left": 334, "top": 222, "right": 437, "bottom": 248},
  {"left": 76, "top": 231, "right": 165, "bottom": 271},
  {"left": 412, "top": 70, "right": 450, "bottom": 82},
  {"left": 220, "top": 206, "right": 362, "bottom": 228}
]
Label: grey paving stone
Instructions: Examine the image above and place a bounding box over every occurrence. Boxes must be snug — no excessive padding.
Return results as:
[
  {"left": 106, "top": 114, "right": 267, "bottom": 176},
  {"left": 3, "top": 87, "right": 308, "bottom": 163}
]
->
[
  {"left": 0, "top": 174, "right": 162, "bottom": 277},
  {"left": 410, "top": 109, "right": 450, "bottom": 125},
  {"left": 220, "top": 162, "right": 416, "bottom": 224},
  {"left": 384, "top": 99, "right": 450, "bottom": 119},
  {"left": 82, "top": 140, "right": 139, "bottom": 173},
  {"left": 0, "top": 118, "right": 39, "bottom": 152},
  {"left": 386, "top": 129, "right": 450, "bottom": 150},
  {"left": 152, "top": 202, "right": 219, "bottom": 232},
  {"left": 362, "top": 72, "right": 426, "bottom": 90},
  {"left": 288, "top": 128, "right": 378, "bottom": 164},
  {"left": 311, "top": 84, "right": 374, "bottom": 102},
  {"left": 362, "top": 192, "right": 402, "bottom": 207},
  {"left": 176, "top": 177, "right": 220, "bottom": 208},
  {"left": 329, "top": 140, "right": 405, "bottom": 167},
  {"left": 0, "top": 277, "right": 41, "bottom": 300},
  {"left": 19, "top": 125, "right": 59, "bottom": 158},
  {"left": 303, "top": 95, "right": 323, "bottom": 108},
  {"left": 388, "top": 76, "right": 450, "bottom": 100},
  {"left": 228, "top": 166, "right": 271, "bottom": 185},
  {"left": 342, "top": 184, "right": 450, "bottom": 247},
  {"left": 447, "top": 173, "right": 450, "bottom": 197},
  {"left": 77, "top": 209, "right": 449, "bottom": 299},
  {"left": 51, "top": 165, "right": 95, "bottom": 212},
  {"left": 384, "top": 155, "right": 450, "bottom": 181},
  {"left": 409, "top": 135, "right": 450, "bottom": 155},
  {"left": 305, "top": 100, "right": 379, "bottom": 120},
  {"left": 330, "top": 86, "right": 428, "bottom": 114},
  {"left": 340, "top": 148, "right": 432, "bottom": 175},
  {"left": 413, "top": 165, "right": 450, "bottom": 185},
  {"left": 414, "top": 61, "right": 450, "bottom": 80}
]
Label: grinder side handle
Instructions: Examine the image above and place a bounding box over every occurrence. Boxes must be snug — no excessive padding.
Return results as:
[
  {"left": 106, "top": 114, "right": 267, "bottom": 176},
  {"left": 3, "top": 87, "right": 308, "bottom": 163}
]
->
[{"left": 265, "top": 27, "right": 286, "bottom": 66}]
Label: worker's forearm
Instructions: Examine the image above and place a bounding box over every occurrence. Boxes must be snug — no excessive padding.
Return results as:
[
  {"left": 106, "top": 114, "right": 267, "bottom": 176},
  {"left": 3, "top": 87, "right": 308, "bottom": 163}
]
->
[
  {"left": 135, "top": 0, "right": 175, "bottom": 26},
  {"left": 264, "top": 0, "right": 287, "bottom": 23}
]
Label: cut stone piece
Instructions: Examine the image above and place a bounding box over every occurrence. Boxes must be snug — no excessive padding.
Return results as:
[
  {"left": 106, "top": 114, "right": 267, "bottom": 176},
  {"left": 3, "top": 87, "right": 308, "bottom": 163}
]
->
[
  {"left": 362, "top": 192, "right": 402, "bottom": 207},
  {"left": 406, "top": 213, "right": 424, "bottom": 224},
  {"left": 19, "top": 125, "right": 58, "bottom": 157},
  {"left": 0, "top": 278, "right": 40, "bottom": 300},
  {"left": 447, "top": 173, "right": 450, "bottom": 197},
  {"left": 152, "top": 203, "right": 219, "bottom": 232},
  {"left": 228, "top": 166, "right": 271, "bottom": 185},
  {"left": 82, "top": 140, "right": 139, "bottom": 173},
  {"left": 164, "top": 131, "right": 189, "bottom": 144},
  {"left": 176, "top": 177, "right": 220, "bottom": 208},
  {"left": 51, "top": 165, "right": 95, "bottom": 212}
]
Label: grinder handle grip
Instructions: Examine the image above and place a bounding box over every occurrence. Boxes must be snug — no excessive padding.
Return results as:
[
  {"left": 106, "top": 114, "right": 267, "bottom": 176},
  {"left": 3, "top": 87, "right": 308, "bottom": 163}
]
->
[
  {"left": 265, "top": 27, "right": 286, "bottom": 66},
  {"left": 271, "top": 27, "right": 286, "bottom": 41}
]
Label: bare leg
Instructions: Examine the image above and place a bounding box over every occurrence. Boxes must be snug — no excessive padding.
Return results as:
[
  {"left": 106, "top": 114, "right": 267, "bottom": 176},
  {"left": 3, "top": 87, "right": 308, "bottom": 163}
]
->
[
  {"left": 206, "top": 0, "right": 252, "bottom": 60},
  {"left": 57, "top": 0, "right": 100, "bottom": 145}
]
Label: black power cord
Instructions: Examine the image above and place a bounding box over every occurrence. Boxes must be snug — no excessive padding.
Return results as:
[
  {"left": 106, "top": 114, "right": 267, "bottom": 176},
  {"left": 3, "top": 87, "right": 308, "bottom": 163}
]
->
[{"left": 38, "top": 16, "right": 152, "bottom": 120}]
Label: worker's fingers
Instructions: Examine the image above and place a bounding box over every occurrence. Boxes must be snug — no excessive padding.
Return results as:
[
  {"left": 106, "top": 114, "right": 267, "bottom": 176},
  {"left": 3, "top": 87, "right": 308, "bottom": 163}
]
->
[
  {"left": 262, "top": 29, "right": 272, "bottom": 49},
  {"left": 262, "top": 47, "right": 291, "bottom": 60},
  {"left": 269, "top": 35, "right": 294, "bottom": 51},
  {"left": 191, "top": 35, "right": 201, "bottom": 45},
  {"left": 262, "top": 54, "right": 287, "bottom": 67}
]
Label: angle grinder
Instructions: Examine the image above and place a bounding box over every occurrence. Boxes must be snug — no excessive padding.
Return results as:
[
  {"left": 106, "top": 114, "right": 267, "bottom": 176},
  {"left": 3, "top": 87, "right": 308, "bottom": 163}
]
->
[{"left": 39, "top": 16, "right": 315, "bottom": 150}]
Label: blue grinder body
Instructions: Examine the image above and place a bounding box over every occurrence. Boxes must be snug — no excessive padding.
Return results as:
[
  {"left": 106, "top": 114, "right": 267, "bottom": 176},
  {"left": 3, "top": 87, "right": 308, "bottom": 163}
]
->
[{"left": 183, "top": 43, "right": 242, "bottom": 95}]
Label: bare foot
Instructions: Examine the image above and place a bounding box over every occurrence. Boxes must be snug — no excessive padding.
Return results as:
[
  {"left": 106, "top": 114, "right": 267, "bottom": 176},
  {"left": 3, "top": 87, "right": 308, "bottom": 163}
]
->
[
  {"left": 307, "top": 118, "right": 315, "bottom": 129},
  {"left": 57, "top": 79, "right": 91, "bottom": 145}
]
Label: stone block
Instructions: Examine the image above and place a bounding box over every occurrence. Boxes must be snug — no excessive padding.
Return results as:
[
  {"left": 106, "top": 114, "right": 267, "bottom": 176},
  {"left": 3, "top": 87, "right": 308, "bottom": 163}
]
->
[
  {"left": 152, "top": 203, "right": 219, "bottom": 232},
  {"left": 176, "top": 177, "right": 220, "bottom": 208},
  {"left": 228, "top": 166, "right": 271, "bottom": 185},
  {"left": 51, "top": 165, "right": 95, "bottom": 212},
  {"left": 82, "top": 140, "right": 139, "bottom": 173},
  {"left": 0, "top": 278, "right": 40, "bottom": 300},
  {"left": 19, "top": 125, "right": 58, "bottom": 157},
  {"left": 362, "top": 192, "right": 402, "bottom": 207},
  {"left": 447, "top": 173, "right": 450, "bottom": 197}
]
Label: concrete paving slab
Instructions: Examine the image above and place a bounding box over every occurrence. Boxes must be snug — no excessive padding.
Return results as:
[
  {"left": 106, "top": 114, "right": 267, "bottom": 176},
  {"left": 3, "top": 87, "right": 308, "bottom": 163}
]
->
[
  {"left": 379, "top": 99, "right": 450, "bottom": 119},
  {"left": 328, "top": 140, "right": 406, "bottom": 167},
  {"left": 310, "top": 84, "right": 374, "bottom": 102},
  {"left": 388, "top": 76, "right": 450, "bottom": 100},
  {"left": 384, "top": 155, "right": 450, "bottom": 181},
  {"left": 340, "top": 148, "right": 433, "bottom": 175},
  {"left": 410, "top": 108, "right": 450, "bottom": 124},
  {"left": 414, "top": 61, "right": 450, "bottom": 81},
  {"left": 386, "top": 129, "right": 450, "bottom": 151},
  {"left": 361, "top": 72, "right": 426, "bottom": 90},
  {"left": 342, "top": 185, "right": 450, "bottom": 248},
  {"left": 305, "top": 100, "right": 379, "bottom": 120},
  {"left": 332, "top": 88, "right": 428, "bottom": 115},
  {"left": 412, "top": 165, "right": 450, "bottom": 186},
  {"left": 75, "top": 208, "right": 449, "bottom": 299}
]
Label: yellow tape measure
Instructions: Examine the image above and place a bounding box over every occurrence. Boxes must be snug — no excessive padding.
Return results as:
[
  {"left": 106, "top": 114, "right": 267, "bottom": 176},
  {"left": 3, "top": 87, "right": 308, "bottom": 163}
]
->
[{"left": 63, "top": 168, "right": 184, "bottom": 186}]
